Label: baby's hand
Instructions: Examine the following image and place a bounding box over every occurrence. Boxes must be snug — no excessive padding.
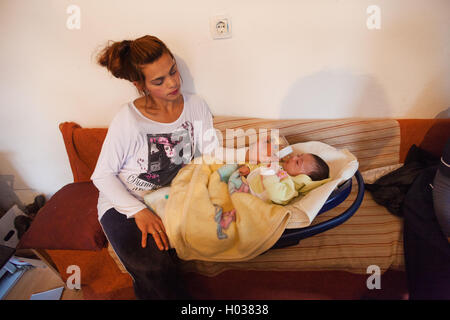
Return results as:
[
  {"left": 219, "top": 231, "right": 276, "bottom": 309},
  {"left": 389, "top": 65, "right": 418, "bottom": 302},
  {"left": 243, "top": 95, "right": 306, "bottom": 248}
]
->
[
  {"left": 246, "top": 137, "right": 279, "bottom": 164},
  {"left": 238, "top": 165, "right": 250, "bottom": 176}
]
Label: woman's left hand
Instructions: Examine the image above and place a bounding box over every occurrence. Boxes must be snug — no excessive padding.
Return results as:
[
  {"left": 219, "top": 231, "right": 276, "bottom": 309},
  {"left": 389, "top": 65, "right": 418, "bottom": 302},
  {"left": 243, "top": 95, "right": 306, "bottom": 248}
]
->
[{"left": 134, "top": 208, "right": 169, "bottom": 251}]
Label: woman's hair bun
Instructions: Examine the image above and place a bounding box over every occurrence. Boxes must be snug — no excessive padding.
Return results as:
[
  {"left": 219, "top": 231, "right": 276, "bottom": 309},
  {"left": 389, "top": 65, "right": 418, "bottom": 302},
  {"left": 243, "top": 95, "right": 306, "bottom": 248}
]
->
[
  {"left": 118, "top": 40, "right": 132, "bottom": 58},
  {"left": 96, "top": 35, "right": 174, "bottom": 85},
  {"left": 97, "top": 40, "right": 134, "bottom": 81}
]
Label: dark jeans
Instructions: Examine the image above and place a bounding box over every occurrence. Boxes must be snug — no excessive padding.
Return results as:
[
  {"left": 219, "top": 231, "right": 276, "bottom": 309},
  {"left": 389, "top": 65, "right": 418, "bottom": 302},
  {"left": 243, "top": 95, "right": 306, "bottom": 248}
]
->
[{"left": 100, "top": 208, "right": 188, "bottom": 300}]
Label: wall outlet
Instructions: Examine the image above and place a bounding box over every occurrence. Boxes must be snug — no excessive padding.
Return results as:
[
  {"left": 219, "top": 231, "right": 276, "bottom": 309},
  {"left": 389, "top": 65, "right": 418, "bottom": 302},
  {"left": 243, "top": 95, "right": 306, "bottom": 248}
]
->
[{"left": 210, "top": 15, "right": 232, "bottom": 39}]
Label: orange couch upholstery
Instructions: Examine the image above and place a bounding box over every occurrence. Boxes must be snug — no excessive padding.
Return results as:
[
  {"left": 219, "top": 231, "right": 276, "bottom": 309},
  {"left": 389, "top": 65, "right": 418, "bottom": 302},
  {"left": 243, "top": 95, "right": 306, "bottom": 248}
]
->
[{"left": 18, "top": 118, "right": 449, "bottom": 299}]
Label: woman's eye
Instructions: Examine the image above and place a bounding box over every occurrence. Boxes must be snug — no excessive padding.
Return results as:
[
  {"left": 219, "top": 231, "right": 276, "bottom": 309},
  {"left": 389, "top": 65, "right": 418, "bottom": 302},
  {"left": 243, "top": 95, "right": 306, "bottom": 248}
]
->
[{"left": 170, "top": 68, "right": 177, "bottom": 75}]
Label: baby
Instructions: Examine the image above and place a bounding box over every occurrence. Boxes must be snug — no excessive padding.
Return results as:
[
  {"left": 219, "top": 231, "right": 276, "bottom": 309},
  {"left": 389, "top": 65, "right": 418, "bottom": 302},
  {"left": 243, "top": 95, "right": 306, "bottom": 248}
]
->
[
  {"left": 218, "top": 137, "right": 330, "bottom": 205},
  {"left": 239, "top": 152, "right": 329, "bottom": 181},
  {"left": 144, "top": 140, "right": 330, "bottom": 234},
  {"left": 239, "top": 151, "right": 330, "bottom": 205}
]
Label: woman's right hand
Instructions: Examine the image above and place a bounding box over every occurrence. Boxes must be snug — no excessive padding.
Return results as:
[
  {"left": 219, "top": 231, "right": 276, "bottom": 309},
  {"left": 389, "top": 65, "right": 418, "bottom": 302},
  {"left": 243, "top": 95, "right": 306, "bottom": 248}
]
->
[{"left": 134, "top": 208, "right": 169, "bottom": 251}]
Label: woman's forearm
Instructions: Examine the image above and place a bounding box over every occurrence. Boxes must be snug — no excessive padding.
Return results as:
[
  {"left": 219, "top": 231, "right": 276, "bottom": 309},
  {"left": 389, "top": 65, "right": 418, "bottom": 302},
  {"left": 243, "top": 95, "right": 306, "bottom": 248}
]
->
[{"left": 92, "top": 174, "right": 146, "bottom": 218}]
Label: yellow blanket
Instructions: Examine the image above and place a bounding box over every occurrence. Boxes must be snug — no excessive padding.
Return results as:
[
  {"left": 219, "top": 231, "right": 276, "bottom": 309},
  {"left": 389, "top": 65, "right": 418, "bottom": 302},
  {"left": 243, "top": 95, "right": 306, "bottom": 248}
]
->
[
  {"left": 152, "top": 141, "right": 358, "bottom": 261},
  {"left": 163, "top": 160, "right": 291, "bottom": 262}
]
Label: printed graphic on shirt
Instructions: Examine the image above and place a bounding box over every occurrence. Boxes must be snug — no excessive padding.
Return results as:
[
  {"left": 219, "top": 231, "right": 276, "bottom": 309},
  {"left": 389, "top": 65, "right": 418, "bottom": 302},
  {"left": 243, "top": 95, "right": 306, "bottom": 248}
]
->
[{"left": 134, "top": 121, "right": 194, "bottom": 189}]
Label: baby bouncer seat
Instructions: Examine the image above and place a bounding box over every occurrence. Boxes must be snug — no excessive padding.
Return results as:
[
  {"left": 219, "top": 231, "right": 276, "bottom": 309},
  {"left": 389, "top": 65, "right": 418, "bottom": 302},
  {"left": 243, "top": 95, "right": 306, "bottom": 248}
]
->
[{"left": 272, "top": 170, "right": 365, "bottom": 248}]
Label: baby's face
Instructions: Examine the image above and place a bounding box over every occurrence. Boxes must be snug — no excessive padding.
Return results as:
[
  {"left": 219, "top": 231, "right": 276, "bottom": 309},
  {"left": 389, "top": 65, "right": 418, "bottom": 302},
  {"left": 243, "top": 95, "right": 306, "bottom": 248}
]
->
[{"left": 282, "top": 153, "right": 316, "bottom": 176}]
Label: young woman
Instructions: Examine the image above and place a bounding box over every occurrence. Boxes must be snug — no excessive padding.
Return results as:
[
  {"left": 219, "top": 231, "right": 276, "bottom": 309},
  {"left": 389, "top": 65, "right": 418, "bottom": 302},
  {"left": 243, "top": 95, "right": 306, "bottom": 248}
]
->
[{"left": 92, "top": 35, "right": 218, "bottom": 299}]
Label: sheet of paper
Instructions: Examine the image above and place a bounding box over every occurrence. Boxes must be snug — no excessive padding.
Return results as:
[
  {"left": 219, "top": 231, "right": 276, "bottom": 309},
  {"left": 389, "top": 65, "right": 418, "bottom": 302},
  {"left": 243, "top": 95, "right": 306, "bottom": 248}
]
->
[{"left": 29, "top": 286, "right": 64, "bottom": 300}]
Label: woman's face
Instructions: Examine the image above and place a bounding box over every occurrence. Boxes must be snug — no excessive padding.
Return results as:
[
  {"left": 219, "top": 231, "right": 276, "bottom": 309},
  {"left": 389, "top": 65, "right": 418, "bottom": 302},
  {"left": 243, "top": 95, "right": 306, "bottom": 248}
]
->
[{"left": 138, "top": 52, "right": 181, "bottom": 101}]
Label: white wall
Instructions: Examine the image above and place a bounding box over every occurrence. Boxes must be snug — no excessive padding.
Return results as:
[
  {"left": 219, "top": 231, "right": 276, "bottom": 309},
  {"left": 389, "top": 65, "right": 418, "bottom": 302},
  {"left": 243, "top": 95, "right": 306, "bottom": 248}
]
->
[{"left": 0, "top": 0, "right": 449, "bottom": 201}]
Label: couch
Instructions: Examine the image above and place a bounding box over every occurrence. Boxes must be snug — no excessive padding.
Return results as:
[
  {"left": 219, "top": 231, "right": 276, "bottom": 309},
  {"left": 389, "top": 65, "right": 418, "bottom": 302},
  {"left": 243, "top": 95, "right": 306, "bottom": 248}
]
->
[{"left": 18, "top": 117, "right": 450, "bottom": 299}]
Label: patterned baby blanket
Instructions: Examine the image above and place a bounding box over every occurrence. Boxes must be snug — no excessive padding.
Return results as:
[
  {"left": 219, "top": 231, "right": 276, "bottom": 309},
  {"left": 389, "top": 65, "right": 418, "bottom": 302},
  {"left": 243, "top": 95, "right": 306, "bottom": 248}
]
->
[{"left": 148, "top": 141, "right": 358, "bottom": 262}]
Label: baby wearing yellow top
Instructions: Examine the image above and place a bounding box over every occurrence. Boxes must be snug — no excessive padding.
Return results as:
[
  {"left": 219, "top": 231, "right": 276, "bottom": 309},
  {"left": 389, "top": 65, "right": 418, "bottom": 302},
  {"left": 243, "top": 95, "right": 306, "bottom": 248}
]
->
[
  {"left": 217, "top": 146, "right": 330, "bottom": 206},
  {"left": 246, "top": 153, "right": 329, "bottom": 205},
  {"left": 240, "top": 152, "right": 330, "bottom": 205}
]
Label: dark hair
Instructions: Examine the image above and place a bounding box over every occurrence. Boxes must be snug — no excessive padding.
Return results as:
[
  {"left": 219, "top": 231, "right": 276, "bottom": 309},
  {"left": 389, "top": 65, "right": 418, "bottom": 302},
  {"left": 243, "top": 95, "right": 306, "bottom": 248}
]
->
[
  {"left": 96, "top": 35, "right": 174, "bottom": 99},
  {"left": 309, "top": 154, "right": 330, "bottom": 181}
]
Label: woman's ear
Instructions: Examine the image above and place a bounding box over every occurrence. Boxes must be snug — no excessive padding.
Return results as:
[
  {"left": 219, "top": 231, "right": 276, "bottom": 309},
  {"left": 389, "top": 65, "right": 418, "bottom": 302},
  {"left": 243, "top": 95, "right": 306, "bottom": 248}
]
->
[
  {"left": 133, "top": 81, "right": 148, "bottom": 95},
  {"left": 132, "top": 81, "right": 142, "bottom": 91}
]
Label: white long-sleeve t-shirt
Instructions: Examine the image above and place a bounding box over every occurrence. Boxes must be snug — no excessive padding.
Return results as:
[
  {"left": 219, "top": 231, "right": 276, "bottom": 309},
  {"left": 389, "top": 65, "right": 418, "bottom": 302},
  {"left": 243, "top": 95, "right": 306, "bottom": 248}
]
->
[{"left": 91, "top": 93, "right": 221, "bottom": 220}]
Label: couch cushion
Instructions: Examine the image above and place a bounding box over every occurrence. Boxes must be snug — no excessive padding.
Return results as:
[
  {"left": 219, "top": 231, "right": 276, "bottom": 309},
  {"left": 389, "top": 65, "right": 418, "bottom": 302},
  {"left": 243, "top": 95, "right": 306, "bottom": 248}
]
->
[
  {"left": 46, "top": 248, "right": 134, "bottom": 299},
  {"left": 18, "top": 181, "right": 107, "bottom": 251}
]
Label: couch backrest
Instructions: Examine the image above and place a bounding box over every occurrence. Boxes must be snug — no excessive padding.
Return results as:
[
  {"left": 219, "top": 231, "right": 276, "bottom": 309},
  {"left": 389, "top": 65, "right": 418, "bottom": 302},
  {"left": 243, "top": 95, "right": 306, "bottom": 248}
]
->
[
  {"left": 60, "top": 118, "right": 450, "bottom": 183},
  {"left": 397, "top": 119, "right": 450, "bottom": 163},
  {"left": 214, "top": 117, "right": 402, "bottom": 172},
  {"left": 60, "top": 118, "right": 408, "bottom": 182}
]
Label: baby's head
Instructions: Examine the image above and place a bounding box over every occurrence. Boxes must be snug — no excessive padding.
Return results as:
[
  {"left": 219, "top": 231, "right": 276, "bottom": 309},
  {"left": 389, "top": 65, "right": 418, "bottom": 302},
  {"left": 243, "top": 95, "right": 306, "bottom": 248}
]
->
[{"left": 282, "top": 153, "right": 329, "bottom": 181}]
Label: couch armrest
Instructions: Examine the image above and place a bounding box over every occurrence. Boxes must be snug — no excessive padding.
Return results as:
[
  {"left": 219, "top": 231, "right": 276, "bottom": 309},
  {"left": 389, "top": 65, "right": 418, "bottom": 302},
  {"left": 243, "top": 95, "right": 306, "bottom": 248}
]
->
[
  {"left": 397, "top": 119, "right": 450, "bottom": 162},
  {"left": 18, "top": 181, "right": 107, "bottom": 251},
  {"left": 59, "top": 122, "right": 107, "bottom": 183}
]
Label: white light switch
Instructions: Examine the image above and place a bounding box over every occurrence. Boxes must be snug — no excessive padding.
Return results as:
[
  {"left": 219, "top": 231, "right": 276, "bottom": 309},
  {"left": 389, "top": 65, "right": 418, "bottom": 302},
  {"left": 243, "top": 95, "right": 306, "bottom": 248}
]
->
[{"left": 210, "top": 15, "right": 232, "bottom": 39}]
